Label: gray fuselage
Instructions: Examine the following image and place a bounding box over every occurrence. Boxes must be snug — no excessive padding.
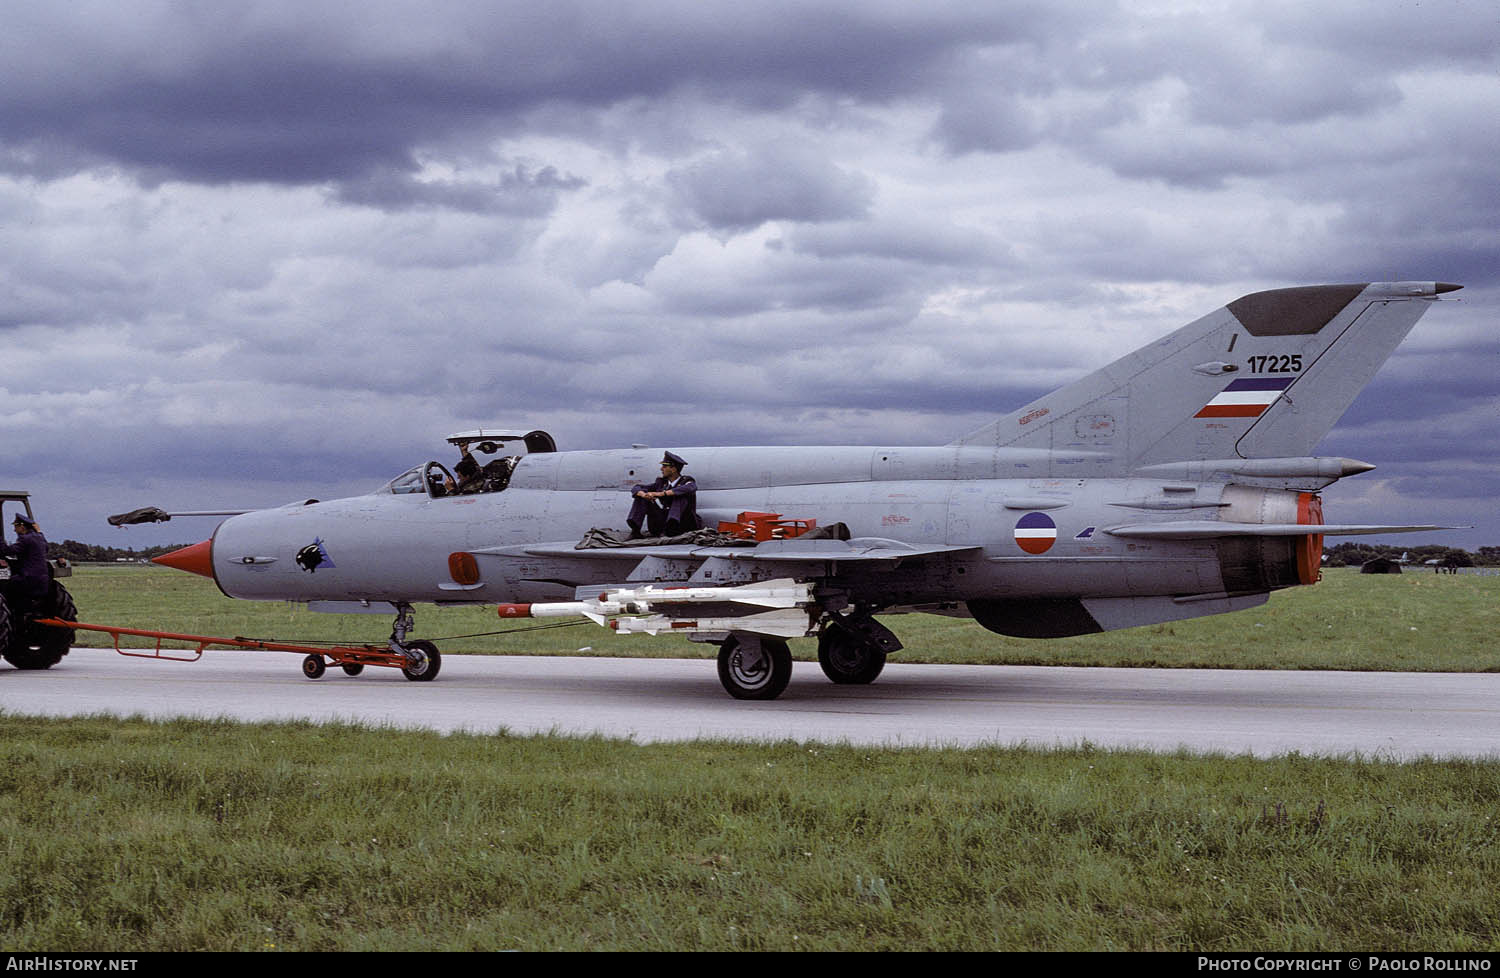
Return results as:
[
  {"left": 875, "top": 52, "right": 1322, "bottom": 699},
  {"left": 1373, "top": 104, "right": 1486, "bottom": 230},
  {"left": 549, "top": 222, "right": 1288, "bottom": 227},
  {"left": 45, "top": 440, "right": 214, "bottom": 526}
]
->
[{"left": 208, "top": 444, "right": 1281, "bottom": 614}]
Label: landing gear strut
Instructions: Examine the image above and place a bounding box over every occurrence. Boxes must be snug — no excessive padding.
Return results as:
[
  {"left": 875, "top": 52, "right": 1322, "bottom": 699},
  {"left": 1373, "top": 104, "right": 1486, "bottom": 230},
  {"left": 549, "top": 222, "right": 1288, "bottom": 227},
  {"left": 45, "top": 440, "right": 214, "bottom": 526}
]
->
[{"left": 389, "top": 603, "right": 441, "bottom": 682}]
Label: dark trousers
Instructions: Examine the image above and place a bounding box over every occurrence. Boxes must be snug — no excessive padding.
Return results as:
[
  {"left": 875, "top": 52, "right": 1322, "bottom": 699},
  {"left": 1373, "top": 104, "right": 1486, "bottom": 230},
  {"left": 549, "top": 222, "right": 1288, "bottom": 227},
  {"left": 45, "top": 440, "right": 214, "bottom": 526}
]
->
[
  {"left": 627, "top": 497, "right": 684, "bottom": 537},
  {"left": 624, "top": 501, "right": 666, "bottom": 540},
  {"left": 2, "top": 577, "right": 45, "bottom": 620}
]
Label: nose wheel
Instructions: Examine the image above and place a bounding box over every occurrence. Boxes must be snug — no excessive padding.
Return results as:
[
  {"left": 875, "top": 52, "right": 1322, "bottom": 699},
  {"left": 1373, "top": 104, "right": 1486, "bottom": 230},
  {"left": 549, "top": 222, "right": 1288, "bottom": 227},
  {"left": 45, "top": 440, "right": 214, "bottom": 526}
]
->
[{"left": 400, "top": 639, "right": 441, "bottom": 682}]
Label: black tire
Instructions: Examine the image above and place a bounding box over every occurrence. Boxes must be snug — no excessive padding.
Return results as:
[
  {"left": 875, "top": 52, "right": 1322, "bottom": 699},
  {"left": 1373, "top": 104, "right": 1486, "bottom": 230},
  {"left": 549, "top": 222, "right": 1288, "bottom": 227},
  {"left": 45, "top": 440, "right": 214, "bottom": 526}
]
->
[
  {"left": 0, "top": 595, "right": 12, "bottom": 661},
  {"left": 340, "top": 663, "right": 365, "bottom": 677},
  {"left": 402, "top": 640, "right": 441, "bottom": 682},
  {"left": 817, "top": 622, "right": 887, "bottom": 685},
  {"left": 302, "top": 654, "right": 327, "bottom": 679},
  {"left": 716, "top": 633, "right": 792, "bottom": 701},
  {"left": 3, "top": 582, "right": 76, "bottom": 671}
]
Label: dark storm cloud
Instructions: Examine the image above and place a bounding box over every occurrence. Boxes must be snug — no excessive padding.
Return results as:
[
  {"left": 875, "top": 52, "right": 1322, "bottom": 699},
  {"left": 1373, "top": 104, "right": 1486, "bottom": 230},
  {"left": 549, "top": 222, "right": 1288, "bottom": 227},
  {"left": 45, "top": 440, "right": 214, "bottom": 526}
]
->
[
  {"left": 0, "top": 1, "right": 1075, "bottom": 190},
  {"left": 334, "top": 164, "right": 587, "bottom": 214}
]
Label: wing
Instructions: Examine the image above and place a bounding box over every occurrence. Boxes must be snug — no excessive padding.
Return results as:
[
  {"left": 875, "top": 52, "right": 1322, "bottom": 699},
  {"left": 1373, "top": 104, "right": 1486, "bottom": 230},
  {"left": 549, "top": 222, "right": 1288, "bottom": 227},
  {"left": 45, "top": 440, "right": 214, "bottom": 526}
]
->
[
  {"left": 486, "top": 536, "right": 978, "bottom": 562},
  {"left": 465, "top": 536, "right": 981, "bottom": 600}
]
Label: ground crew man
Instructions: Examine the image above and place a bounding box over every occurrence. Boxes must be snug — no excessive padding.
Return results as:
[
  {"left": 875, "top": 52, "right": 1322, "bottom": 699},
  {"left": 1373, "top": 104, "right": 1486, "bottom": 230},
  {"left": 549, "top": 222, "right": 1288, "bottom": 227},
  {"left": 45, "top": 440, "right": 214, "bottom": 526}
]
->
[
  {"left": 627, "top": 451, "right": 700, "bottom": 538},
  {"left": 1, "top": 514, "right": 50, "bottom": 620}
]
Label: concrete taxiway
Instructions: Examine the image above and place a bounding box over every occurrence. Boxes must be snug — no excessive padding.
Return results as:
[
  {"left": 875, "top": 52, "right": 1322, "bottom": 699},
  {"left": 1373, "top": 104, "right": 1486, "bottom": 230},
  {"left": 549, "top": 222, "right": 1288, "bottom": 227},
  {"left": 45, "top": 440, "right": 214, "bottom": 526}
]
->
[{"left": 3, "top": 649, "right": 1498, "bottom": 759}]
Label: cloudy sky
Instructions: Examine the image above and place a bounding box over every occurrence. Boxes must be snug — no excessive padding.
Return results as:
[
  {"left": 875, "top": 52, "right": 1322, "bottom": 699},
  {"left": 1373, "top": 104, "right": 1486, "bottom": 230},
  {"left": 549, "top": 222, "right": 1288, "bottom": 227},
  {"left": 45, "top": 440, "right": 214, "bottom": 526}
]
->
[{"left": 2, "top": 0, "right": 1496, "bottom": 550}]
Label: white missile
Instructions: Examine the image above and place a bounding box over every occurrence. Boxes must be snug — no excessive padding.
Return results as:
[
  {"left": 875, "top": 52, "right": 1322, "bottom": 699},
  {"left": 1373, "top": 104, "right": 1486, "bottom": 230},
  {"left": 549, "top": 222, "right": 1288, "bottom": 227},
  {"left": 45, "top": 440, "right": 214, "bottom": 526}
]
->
[
  {"left": 608, "top": 608, "right": 813, "bottom": 639},
  {"left": 496, "top": 579, "right": 814, "bottom": 626},
  {"left": 596, "top": 579, "right": 812, "bottom": 608}
]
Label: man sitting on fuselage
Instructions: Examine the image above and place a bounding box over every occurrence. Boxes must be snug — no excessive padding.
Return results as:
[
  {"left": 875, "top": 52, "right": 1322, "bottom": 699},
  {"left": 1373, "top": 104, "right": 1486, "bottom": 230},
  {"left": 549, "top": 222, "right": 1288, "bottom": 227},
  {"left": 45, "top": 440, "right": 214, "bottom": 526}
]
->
[{"left": 627, "top": 451, "right": 700, "bottom": 539}]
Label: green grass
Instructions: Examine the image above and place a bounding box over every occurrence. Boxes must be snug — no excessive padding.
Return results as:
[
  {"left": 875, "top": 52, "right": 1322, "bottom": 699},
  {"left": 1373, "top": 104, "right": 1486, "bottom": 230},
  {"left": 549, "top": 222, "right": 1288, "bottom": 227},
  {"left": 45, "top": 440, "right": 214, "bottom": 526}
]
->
[
  {"left": 60, "top": 565, "right": 1500, "bottom": 671},
  {"left": 2, "top": 715, "right": 1498, "bottom": 951},
  {"left": 13, "top": 569, "right": 1500, "bottom": 950}
]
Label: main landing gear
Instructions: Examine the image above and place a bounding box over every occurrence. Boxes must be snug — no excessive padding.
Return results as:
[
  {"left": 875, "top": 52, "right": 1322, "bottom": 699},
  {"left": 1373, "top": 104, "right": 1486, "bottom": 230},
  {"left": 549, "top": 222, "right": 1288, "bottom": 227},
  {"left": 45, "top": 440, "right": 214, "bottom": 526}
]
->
[
  {"left": 716, "top": 633, "right": 793, "bottom": 700},
  {"left": 713, "top": 613, "right": 902, "bottom": 701},
  {"left": 816, "top": 615, "right": 901, "bottom": 686}
]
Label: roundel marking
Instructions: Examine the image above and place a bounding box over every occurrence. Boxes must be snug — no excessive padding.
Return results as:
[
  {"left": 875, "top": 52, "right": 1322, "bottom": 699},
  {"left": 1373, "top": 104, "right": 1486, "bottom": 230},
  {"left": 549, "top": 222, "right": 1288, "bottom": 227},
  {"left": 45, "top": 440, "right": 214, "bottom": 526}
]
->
[{"left": 1014, "top": 512, "right": 1057, "bottom": 555}]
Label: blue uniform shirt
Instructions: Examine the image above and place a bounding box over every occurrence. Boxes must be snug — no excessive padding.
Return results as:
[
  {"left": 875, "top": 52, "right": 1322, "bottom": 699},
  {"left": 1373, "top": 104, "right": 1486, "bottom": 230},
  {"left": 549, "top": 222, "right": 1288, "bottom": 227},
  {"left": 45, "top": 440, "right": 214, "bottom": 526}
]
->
[{"left": 2, "top": 529, "right": 49, "bottom": 584}]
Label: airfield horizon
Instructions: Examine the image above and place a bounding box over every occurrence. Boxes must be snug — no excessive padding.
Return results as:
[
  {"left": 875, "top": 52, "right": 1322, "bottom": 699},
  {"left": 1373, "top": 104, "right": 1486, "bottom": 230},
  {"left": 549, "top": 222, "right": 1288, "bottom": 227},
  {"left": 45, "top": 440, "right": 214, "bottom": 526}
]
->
[{"left": 54, "top": 564, "right": 1500, "bottom": 675}]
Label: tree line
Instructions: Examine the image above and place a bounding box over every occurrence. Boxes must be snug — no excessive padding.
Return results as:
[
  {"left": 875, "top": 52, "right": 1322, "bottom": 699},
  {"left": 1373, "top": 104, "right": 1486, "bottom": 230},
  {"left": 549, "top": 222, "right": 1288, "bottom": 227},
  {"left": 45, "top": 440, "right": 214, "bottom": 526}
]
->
[
  {"left": 45, "top": 540, "right": 196, "bottom": 563},
  {"left": 1321, "top": 542, "right": 1498, "bottom": 568}
]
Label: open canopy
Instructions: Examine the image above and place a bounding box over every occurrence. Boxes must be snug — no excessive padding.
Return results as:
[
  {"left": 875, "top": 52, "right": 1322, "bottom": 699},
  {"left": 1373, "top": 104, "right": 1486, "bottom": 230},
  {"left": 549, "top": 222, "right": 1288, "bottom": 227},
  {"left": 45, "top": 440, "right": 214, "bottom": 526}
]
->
[{"left": 444, "top": 429, "right": 556, "bottom": 454}]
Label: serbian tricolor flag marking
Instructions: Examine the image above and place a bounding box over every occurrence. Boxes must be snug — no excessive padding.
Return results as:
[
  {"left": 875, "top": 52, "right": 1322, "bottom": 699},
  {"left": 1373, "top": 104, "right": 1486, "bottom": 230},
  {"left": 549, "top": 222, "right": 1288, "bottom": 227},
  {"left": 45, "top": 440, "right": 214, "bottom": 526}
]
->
[
  {"left": 1014, "top": 512, "right": 1057, "bottom": 555},
  {"left": 1195, "top": 377, "right": 1294, "bottom": 418}
]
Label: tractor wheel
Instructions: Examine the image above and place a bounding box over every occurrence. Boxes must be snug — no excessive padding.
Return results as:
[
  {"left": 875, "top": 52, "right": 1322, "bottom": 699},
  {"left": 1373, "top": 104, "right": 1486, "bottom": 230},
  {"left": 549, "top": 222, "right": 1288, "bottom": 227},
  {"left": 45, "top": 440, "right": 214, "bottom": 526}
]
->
[
  {"left": 3, "top": 582, "right": 77, "bottom": 670},
  {"left": 0, "top": 596, "right": 12, "bottom": 660}
]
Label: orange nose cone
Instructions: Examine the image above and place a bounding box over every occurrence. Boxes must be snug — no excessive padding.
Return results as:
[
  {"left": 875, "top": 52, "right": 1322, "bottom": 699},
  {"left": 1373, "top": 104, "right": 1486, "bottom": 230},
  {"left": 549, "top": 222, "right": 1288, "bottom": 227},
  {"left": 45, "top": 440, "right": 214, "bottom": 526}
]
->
[{"left": 153, "top": 539, "right": 215, "bottom": 578}]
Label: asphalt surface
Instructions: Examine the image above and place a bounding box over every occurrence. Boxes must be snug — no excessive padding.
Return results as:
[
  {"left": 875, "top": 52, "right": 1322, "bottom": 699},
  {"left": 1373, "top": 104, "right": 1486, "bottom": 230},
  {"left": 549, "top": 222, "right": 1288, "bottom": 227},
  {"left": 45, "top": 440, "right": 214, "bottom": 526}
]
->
[{"left": 5, "top": 649, "right": 1499, "bottom": 759}]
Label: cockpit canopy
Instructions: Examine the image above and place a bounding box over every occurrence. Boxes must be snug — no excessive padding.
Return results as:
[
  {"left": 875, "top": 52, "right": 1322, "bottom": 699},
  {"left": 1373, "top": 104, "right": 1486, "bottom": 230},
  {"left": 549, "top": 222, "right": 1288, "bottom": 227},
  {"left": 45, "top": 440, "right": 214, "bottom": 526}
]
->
[
  {"left": 445, "top": 429, "right": 556, "bottom": 455},
  {"left": 379, "top": 429, "right": 557, "bottom": 499}
]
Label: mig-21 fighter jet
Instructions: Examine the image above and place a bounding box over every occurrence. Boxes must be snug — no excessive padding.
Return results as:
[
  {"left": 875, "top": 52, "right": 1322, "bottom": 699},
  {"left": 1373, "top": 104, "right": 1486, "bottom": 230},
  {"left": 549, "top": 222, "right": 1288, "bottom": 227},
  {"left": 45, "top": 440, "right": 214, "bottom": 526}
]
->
[{"left": 124, "top": 282, "right": 1461, "bottom": 699}]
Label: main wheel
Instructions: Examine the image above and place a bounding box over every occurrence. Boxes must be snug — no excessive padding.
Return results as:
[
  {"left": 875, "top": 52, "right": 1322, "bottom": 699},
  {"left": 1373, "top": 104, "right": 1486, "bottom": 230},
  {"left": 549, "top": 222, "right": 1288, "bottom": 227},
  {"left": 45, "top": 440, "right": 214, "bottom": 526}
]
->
[
  {"left": 402, "top": 640, "right": 441, "bottom": 682},
  {"left": 3, "top": 582, "right": 76, "bottom": 671},
  {"left": 341, "top": 663, "right": 365, "bottom": 676},
  {"left": 302, "top": 654, "right": 327, "bottom": 679},
  {"left": 716, "top": 633, "right": 792, "bottom": 700},
  {"left": 817, "top": 622, "right": 887, "bottom": 685}
]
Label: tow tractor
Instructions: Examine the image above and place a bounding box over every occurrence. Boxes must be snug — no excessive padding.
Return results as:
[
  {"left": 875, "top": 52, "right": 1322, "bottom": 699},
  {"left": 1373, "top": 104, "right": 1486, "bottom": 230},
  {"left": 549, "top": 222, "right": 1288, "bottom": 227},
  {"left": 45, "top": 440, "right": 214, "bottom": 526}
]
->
[{"left": 0, "top": 490, "right": 78, "bottom": 670}]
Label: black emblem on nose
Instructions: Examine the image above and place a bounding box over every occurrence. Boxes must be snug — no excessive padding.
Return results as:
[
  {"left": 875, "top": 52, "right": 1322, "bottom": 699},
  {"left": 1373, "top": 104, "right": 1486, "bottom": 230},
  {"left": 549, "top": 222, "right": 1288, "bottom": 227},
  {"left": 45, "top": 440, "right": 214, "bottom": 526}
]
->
[{"left": 295, "top": 538, "right": 337, "bottom": 573}]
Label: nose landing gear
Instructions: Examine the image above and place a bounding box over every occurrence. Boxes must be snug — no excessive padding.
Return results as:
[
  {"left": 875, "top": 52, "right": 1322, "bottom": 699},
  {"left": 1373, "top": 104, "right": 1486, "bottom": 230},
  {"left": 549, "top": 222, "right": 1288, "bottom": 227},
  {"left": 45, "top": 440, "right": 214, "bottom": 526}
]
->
[{"left": 386, "top": 603, "right": 441, "bottom": 682}]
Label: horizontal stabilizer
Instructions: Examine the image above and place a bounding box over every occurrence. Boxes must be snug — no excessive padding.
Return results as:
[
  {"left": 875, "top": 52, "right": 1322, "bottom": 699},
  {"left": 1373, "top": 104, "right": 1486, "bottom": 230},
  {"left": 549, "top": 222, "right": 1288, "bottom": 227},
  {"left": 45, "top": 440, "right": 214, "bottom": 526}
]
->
[{"left": 1105, "top": 522, "right": 1461, "bottom": 540}]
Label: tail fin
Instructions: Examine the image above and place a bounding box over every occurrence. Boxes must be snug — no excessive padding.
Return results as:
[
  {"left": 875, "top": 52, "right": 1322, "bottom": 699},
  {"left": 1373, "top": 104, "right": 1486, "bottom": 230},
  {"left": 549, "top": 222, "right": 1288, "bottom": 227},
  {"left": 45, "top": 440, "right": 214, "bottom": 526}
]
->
[{"left": 951, "top": 282, "right": 1459, "bottom": 472}]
